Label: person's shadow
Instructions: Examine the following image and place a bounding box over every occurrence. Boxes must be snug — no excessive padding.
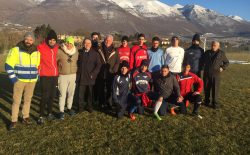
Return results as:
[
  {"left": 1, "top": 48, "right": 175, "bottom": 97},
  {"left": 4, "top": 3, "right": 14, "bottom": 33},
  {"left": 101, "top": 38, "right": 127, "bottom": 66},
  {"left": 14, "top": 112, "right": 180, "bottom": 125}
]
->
[{"left": 0, "top": 73, "right": 43, "bottom": 129}]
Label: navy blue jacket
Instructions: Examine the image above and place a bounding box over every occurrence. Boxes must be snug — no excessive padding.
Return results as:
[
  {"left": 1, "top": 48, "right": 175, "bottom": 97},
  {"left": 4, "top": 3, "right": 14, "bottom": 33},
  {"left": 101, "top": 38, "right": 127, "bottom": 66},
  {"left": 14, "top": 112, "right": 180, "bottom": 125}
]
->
[
  {"left": 184, "top": 45, "right": 204, "bottom": 74},
  {"left": 112, "top": 74, "right": 131, "bottom": 104}
]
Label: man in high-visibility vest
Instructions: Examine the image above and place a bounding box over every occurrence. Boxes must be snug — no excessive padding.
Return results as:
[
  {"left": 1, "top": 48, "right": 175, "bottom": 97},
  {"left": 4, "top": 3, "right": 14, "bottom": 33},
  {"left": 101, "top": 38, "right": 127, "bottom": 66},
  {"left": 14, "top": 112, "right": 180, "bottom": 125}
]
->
[{"left": 5, "top": 32, "right": 40, "bottom": 131}]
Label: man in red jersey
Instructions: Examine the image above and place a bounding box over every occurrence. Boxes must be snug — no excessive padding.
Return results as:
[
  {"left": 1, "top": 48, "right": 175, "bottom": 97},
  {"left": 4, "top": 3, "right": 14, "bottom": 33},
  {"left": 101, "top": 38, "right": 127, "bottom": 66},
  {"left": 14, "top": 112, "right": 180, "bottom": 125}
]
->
[
  {"left": 117, "top": 36, "right": 131, "bottom": 63},
  {"left": 129, "top": 33, "right": 148, "bottom": 70}
]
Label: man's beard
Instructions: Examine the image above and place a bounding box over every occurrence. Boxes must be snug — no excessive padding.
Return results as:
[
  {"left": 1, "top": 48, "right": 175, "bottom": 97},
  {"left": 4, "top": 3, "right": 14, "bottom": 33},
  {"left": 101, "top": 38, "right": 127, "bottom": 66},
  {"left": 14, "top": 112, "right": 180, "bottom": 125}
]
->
[{"left": 25, "top": 43, "right": 32, "bottom": 47}]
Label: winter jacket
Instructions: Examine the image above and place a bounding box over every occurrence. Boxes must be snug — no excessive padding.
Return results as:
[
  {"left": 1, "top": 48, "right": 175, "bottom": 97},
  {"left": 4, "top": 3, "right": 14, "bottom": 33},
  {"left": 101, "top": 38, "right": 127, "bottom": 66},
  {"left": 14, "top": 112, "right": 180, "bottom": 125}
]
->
[
  {"left": 155, "top": 73, "right": 180, "bottom": 99},
  {"left": 201, "top": 49, "right": 229, "bottom": 77},
  {"left": 57, "top": 44, "right": 78, "bottom": 75},
  {"left": 5, "top": 41, "right": 40, "bottom": 83},
  {"left": 148, "top": 48, "right": 165, "bottom": 72},
  {"left": 76, "top": 48, "right": 102, "bottom": 85},
  {"left": 184, "top": 45, "right": 204, "bottom": 74},
  {"left": 117, "top": 45, "right": 131, "bottom": 63},
  {"left": 112, "top": 73, "right": 131, "bottom": 104},
  {"left": 97, "top": 42, "right": 120, "bottom": 79},
  {"left": 129, "top": 44, "right": 148, "bottom": 70},
  {"left": 132, "top": 69, "right": 151, "bottom": 94},
  {"left": 37, "top": 41, "right": 59, "bottom": 77},
  {"left": 176, "top": 72, "right": 203, "bottom": 97},
  {"left": 165, "top": 46, "right": 185, "bottom": 73}
]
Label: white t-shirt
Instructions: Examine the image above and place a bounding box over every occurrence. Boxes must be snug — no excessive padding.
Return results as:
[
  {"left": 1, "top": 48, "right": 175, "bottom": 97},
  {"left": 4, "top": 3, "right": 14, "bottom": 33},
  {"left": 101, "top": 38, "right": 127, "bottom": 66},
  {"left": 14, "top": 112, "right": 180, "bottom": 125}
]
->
[{"left": 165, "top": 46, "right": 185, "bottom": 73}]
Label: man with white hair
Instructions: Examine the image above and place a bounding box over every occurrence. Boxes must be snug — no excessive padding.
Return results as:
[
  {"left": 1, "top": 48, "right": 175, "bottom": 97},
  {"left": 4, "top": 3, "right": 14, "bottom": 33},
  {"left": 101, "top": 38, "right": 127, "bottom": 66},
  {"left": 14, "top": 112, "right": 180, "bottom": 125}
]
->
[
  {"left": 5, "top": 32, "right": 40, "bottom": 131},
  {"left": 97, "top": 34, "right": 120, "bottom": 110},
  {"left": 202, "top": 41, "right": 229, "bottom": 109}
]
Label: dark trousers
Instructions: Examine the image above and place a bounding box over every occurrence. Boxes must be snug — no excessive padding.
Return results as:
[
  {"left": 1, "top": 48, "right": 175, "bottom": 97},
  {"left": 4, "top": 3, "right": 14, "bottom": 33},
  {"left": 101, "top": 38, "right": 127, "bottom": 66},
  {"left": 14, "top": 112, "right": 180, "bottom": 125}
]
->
[
  {"left": 184, "top": 93, "right": 202, "bottom": 114},
  {"left": 40, "top": 76, "right": 58, "bottom": 116},
  {"left": 98, "top": 77, "right": 113, "bottom": 108},
  {"left": 115, "top": 95, "right": 129, "bottom": 118},
  {"left": 164, "top": 95, "right": 187, "bottom": 115},
  {"left": 129, "top": 92, "right": 159, "bottom": 115},
  {"left": 203, "top": 75, "right": 221, "bottom": 105},
  {"left": 78, "top": 85, "right": 93, "bottom": 112}
]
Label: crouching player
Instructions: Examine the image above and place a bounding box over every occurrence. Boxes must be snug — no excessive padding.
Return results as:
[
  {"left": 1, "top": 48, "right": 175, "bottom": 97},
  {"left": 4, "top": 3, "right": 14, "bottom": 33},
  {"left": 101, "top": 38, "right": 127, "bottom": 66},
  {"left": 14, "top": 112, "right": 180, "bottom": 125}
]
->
[
  {"left": 153, "top": 65, "right": 186, "bottom": 120},
  {"left": 129, "top": 60, "right": 153, "bottom": 121},
  {"left": 112, "top": 61, "right": 131, "bottom": 119},
  {"left": 176, "top": 63, "right": 203, "bottom": 119}
]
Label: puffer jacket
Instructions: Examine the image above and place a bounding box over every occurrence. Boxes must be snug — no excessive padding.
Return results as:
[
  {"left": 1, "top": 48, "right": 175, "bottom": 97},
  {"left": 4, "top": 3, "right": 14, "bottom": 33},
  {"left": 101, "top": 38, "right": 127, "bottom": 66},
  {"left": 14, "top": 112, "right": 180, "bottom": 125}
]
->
[{"left": 184, "top": 45, "right": 204, "bottom": 74}]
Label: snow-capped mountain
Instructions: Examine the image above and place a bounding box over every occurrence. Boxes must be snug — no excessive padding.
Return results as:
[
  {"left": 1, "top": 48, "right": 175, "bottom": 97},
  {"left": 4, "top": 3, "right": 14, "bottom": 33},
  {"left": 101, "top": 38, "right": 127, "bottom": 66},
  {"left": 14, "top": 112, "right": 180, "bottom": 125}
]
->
[
  {"left": 110, "top": 0, "right": 181, "bottom": 18},
  {"left": 0, "top": 0, "right": 249, "bottom": 36},
  {"left": 228, "top": 15, "right": 244, "bottom": 22}
]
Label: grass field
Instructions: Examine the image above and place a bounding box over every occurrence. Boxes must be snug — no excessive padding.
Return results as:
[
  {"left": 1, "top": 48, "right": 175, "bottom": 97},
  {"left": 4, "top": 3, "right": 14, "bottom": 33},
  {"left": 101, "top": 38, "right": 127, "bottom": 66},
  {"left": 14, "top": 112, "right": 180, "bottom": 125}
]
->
[{"left": 0, "top": 53, "right": 249, "bottom": 154}]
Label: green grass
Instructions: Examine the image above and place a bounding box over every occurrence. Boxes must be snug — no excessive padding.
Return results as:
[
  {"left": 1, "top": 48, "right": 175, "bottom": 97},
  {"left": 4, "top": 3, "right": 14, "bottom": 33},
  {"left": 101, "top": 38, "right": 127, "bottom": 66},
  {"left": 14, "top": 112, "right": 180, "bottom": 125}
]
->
[{"left": 0, "top": 54, "right": 249, "bottom": 154}]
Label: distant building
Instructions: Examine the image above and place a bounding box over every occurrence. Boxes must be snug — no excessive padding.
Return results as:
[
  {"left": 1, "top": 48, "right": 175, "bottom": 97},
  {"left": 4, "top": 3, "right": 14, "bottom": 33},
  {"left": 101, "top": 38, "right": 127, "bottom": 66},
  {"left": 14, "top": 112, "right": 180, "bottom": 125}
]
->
[{"left": 161, "top": 38, "right": 170, "bottom": 45}]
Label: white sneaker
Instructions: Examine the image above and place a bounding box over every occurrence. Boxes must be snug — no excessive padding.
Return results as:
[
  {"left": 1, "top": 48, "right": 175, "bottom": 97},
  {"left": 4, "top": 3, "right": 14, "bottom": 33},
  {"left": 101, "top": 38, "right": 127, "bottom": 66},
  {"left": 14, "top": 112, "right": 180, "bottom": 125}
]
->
[{"left": 197, "top": 114, "right": 203, "bottom": 119}]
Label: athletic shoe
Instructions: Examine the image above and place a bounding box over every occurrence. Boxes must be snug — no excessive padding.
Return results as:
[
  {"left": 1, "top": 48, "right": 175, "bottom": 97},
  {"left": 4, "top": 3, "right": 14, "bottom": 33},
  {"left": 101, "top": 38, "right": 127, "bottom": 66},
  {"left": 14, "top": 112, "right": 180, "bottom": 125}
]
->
[
  {"left": 37, "top": 117, "right": 45, "bottom": 125},
  {"left": 9, "top": 122, "right": 17, "bottom": 131},
  {"left": 59, "top": 112, "right": 65, "bottom": 120},
  {"left": 154, "top": 112, "right": 162, "bottom": 121},
  {"left": 22, "top": 117, "right": 32, "bottom": 125},
  {"left": 129, "top": 113, "right": 136, "bottom": 121},
  {"left": 47, "top": 114, "right": 56, "bottom": 121},
  {"left": 67, "top": 109, "right": 76, "bottom": 116},
  {"left": 170, "top": 107, "right": 177, "bottom": 115}
]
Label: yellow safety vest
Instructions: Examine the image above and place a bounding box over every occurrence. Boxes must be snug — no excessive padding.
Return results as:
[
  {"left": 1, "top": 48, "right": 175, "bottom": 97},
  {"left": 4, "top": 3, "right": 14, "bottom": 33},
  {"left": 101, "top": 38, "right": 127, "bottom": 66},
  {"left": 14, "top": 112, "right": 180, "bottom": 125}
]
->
[{"left": 5, "top": 47, "right": 40, "bottom": 82}]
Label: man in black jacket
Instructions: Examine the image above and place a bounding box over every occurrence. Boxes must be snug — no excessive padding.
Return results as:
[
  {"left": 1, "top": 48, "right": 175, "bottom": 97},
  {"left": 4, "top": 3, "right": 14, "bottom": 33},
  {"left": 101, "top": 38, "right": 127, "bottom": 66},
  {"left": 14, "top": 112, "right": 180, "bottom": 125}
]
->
[
  {"left": 202, "top": 41, "right": 229, "bottom": 109},
  {"left": 77, "top": 38, "right": 102, "bottom": 113},
  {"left": 184, "top": 34, "right": 204, "bottom": 77},
  {"left": 97, "top": 35, "right": 120, "bottom": 110}
]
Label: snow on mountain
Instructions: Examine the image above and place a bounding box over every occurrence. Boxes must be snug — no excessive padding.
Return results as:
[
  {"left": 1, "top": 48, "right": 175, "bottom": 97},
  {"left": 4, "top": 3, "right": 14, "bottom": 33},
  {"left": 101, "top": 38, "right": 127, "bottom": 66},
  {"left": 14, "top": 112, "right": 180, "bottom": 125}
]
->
[
  {"left": 172, "top": 4, "right": 184, "bottom": 9},
  {"left": 179, "top": 4, "right": 237, "bottom": 27},
  {"left": 1, "top": 0, "right": 249, "bottom": 35},
  {"left": 228, "top": 15, "right": 244, "bottom": 22},
  {"left": 110, "top": 0, "right": 180, "bottom": 18},
  {"left": 28, "top": 0, "right": 46, "bottom": 4}
]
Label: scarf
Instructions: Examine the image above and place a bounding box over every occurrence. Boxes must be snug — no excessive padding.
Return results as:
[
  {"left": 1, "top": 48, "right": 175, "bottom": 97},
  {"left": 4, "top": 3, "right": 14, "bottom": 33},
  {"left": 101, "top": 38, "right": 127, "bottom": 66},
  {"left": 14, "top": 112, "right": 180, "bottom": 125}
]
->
[{"left": 61, "top": 43, "right": 76, "bottom": 56}]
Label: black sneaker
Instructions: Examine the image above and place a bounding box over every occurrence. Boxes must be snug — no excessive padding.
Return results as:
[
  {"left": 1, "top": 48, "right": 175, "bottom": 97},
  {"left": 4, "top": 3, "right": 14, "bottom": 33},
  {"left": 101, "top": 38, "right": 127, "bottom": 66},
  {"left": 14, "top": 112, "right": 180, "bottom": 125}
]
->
[
  {"left": 9, "top": 122, "right": 17, "bottom": 131},
  {"left": 67, "top": 109, "right": 76, "bottom": 116},
  {"left": 58, "top": 112, "right": 65, "bottom": 120},
  {"left": 37, "top": 117, "right": 45, "bottom": 125},
  {"left": 22, "top": 118, "right": 33, "bottom": 125},
  {"left": 47, "top": 114, "right": 56, "bottom": 121}
]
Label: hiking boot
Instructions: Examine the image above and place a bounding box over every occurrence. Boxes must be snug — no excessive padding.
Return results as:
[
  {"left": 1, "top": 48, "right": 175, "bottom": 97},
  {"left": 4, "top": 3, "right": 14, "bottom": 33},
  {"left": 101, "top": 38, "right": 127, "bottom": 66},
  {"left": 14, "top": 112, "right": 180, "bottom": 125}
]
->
[
  {"left": 9, "top": 122, "right": 17, "bottom": 131},
  {"left": 58, "top": 112, "right": 65, "bottom": 120},
  {"left": 47, "top": 113, "right": 56, "bottom": 121},
  {"left": 37, "top": 117, "right": 45, "bottom": 125},
  {"left": 129, "top": 113, "right": 136, "bottom": 121},
  {"left": 22, "top": 118, "right": 32, "bottom": 125}
]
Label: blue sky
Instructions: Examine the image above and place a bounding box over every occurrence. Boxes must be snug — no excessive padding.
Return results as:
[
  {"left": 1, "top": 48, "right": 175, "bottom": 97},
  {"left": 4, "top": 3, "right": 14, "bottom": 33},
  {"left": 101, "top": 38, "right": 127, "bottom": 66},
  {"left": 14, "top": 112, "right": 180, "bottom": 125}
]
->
[{"left": 160, "top": 0, "right": 250, "bottom": 20}]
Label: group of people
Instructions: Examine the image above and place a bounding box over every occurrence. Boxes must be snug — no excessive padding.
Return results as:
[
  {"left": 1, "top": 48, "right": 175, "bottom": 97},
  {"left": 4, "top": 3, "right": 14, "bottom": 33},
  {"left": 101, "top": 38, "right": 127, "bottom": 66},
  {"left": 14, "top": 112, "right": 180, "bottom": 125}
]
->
[{"left": 5, "top": 30, "right": 229, "bottom": 131}]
